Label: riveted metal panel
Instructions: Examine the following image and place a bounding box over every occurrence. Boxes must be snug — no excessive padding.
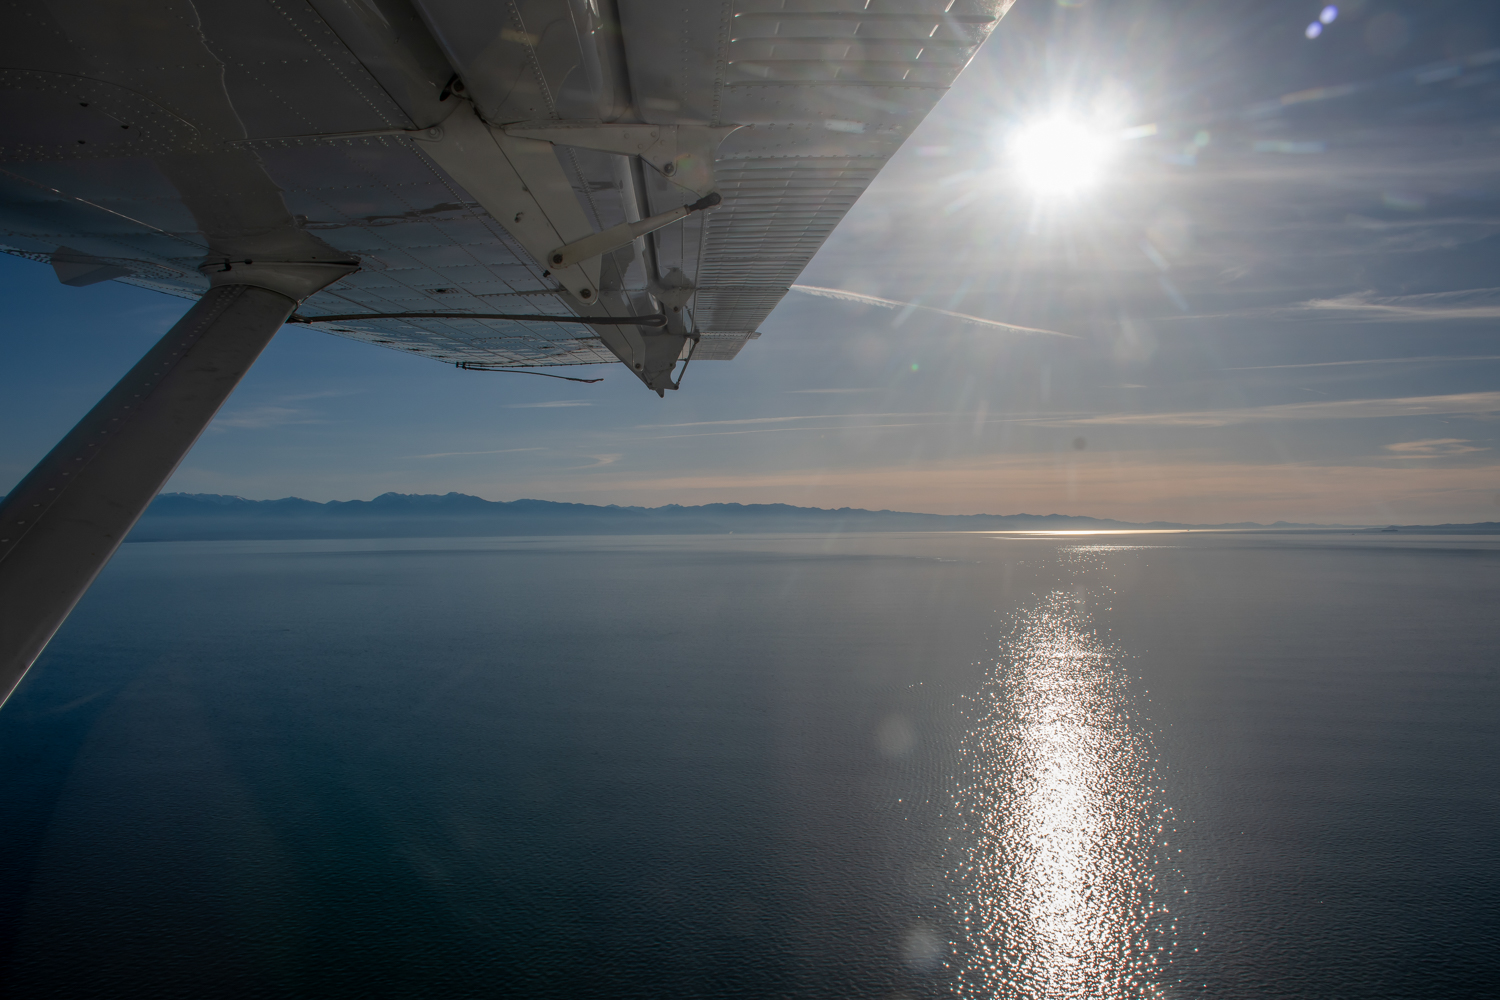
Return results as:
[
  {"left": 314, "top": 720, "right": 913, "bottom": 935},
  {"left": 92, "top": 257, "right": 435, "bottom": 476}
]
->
[
  {"left": 0, "top": 0, "right": 1010, "bottom": 373},
  {"left": 615, "top": 0, "right": 1007, "bottom": 347},
  {"left": 410, "top": 0, "right": 599, "bottom": 122}
]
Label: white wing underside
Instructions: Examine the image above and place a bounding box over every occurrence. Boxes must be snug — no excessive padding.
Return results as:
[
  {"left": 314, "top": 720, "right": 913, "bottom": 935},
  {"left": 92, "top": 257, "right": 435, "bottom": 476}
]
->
[{"left": 0, "top": 0, "right": 1009, "bottom": 380}]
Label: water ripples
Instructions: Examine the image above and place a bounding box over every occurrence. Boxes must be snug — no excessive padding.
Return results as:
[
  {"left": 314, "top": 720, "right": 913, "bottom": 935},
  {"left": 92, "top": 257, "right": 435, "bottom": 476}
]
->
[{"left": 951, "top": 587, "right": 1174, "bottom": 998}]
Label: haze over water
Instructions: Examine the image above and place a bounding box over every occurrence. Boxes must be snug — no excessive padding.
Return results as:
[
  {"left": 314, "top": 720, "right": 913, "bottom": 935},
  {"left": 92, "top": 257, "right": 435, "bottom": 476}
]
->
[{"left": 0, "top": 531, "right": 1496, "bottom": 998}]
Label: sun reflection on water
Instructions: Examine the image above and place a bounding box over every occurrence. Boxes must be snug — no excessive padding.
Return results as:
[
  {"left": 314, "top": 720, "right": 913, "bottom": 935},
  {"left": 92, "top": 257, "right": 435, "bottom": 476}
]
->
[{"left": 951, "top": 584, "right": 1172, "bottom": 998}]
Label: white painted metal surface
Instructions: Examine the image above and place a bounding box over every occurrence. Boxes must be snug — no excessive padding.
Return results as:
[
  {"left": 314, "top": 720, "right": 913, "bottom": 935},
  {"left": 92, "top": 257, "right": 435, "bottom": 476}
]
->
[{"left": 0, "top": 0, "right": 1011, "bottom": 381}]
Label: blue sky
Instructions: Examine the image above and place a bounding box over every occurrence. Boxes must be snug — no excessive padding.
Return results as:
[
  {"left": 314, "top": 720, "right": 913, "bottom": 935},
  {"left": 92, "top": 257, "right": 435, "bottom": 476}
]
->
[{"left": 3, "top": 0, "right": 1499, "bottom": 523}]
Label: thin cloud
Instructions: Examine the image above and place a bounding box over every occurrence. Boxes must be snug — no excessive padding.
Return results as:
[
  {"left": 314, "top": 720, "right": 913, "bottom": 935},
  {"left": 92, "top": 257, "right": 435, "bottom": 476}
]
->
[
  {"left": 210, "top": 406, "right": 323, "bottom": 430},
  {"left": 784, "top": 388, "right": 879, "bottom": 394},
  {"left": 569, "top": 454, "right": 620, "bottom": 468},
  {"left": 276, "top": 389, "right": 359, "bottom": 402},
  {"left": 404, "top": 447, "right": 544, "bottom": 459},
  {"left": 1057, "top": 391, "right": 1500, "bottom": 428},
  {"left": 637, "top": 411, "right": 944, "bottom": 430},
  {"left": 1225, "top": 354, "right": 1500, "bottom": 371},
  {"left": 789, "top": 284, "right": 1076, "bottom": 338},
  {"left": 1381, "top": 438, "right": 1489, "bottom": 459},
  {"left": 506, "top": 400, "right": 593, "bottom": 408},
  {"left": 210, "top": 390, "right": 361, "bottom": 430},
  {"left": 1295, "top": 288, "right": 1500, "bottom": 321},
  {"left": 650, "top": 421, "right": 937, "bottom": 441}
]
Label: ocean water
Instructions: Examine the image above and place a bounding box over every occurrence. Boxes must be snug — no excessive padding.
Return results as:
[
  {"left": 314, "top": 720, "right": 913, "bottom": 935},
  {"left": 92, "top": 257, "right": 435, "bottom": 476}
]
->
[{"left": 0, "top": 531, "right": 1496, "bottom": 998}]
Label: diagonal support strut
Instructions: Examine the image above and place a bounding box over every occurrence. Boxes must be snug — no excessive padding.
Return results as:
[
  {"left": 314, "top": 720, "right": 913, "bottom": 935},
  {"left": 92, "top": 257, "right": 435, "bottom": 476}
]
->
[{"left": 0, "top": 284, "right": 307, "bottom": 706}]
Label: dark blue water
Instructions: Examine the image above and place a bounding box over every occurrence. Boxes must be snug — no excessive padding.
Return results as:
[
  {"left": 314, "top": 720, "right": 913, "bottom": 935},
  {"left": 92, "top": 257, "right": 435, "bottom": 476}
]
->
[{"left": 0, "top": 532, "right": 1496, "bottom": 998}]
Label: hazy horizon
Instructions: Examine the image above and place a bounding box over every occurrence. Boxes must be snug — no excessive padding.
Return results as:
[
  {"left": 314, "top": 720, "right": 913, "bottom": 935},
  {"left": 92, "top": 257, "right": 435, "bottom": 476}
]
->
[{"left": 131, "top": 487, "right": 1498, "bottom": 527}]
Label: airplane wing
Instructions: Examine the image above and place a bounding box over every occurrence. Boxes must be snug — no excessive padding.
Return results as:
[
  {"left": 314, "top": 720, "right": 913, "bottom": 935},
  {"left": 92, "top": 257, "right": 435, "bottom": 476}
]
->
[
  {"left": 0, "top": 0, "right": 1010, "bottom": 392},
  {"left": 0, "top": 0, "right": 1012, "bottom": 699}
]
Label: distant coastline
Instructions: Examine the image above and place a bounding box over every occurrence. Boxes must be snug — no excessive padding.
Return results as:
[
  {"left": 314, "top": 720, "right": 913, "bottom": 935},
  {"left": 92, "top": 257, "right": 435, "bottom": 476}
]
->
[{"left": 98, "top": 492, "right": 1500, "bottom": 541}]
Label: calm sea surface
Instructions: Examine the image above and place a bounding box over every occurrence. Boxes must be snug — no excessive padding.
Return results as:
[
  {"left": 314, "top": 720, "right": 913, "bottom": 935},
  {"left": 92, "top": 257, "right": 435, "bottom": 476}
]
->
[{"left": 0, "top": 532, "right": 1496, "bottom": 998}]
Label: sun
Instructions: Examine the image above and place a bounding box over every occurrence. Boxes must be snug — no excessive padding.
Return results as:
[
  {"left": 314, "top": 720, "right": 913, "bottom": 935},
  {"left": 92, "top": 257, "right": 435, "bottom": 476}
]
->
[{"left": 1006, "top": 116, "right": 1117, "bottom": 197}]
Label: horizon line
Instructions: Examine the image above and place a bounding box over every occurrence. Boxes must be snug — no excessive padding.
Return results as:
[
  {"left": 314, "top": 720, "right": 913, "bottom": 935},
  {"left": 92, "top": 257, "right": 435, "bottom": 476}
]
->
[{"left": 133, "top": 491, "right": 1493, "bottom": 530}]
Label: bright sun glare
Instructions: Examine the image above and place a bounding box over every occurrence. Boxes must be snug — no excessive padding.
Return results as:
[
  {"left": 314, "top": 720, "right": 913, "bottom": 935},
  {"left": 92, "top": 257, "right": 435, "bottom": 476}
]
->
[{"left": 1007, "top": 117, "right": 1116, "bottom": 197}]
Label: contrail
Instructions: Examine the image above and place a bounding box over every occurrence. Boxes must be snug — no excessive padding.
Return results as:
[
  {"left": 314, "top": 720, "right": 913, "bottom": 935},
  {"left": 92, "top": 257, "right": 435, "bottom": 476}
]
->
[
  {"left": 790, "top": 284, "right": 1076, "bottom": 338},
  {"left": 1224, "top": 354, "right": 1500, "bottom": 371}
]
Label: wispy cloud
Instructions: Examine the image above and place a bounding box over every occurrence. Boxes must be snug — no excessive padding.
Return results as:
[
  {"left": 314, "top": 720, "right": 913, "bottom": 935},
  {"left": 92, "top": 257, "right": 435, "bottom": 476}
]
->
[
  {"left": 1057, "top": 391, "right": 1500, "bottom": 428},
  {"left": 650, "top": 421, "right": 937, "bottom": 440},
  {"left": 276, "top": 389, "right": 358, "bottom": 402},
  {"left": 1225, "top": 355, "right": 1500, "bottom": 371},
  {"left": 1295, "top": 287, "right": 1500, "bottom": 322},
  {"left": 211, "top": 406, "right": 324, "bottom": 430},
  {"left": 506, "top": 400, "right": 593, "bottom": 408},
  {"left": 637, "top": 411, "right": 944, "bottom": 430},
  {"left": 570, "top": 454, "right": 620, "bottom": 468},
  {"left": 784, "top": 388, "right": 879, "bottom": 394},
  {"left": 789, "top": 284, "right": 1076, "bottom": 338},
  {"left": 208, "top": 389, "right": 363, "bottom": 431},
  {"left": 1382, "top": 438, "right": 1489, "bottom": 459},
  {"left": 403, "top": 447, "right": 544, "bottom": 459}
]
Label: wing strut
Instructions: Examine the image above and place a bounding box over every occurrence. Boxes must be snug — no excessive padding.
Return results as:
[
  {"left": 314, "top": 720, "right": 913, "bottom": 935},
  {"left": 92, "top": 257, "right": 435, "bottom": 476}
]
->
[
  {"left": 0, "top": 283, "right": 310, "bottom": 705},
  {"left": 545, "top": 193, "right": 721, "bottom": 271}
]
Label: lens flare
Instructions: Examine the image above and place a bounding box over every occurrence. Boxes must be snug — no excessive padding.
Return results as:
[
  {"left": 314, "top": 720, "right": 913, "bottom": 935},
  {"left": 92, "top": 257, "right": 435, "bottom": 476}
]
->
[{"left": 1007, "top": 117, "right": 1117, "bottom": 197}]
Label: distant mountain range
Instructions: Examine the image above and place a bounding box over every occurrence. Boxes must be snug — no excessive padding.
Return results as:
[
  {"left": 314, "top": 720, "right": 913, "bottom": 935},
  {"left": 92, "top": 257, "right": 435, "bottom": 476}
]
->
[{"left": 113, "top": 492, "right": 1500, "bottom": 541}]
